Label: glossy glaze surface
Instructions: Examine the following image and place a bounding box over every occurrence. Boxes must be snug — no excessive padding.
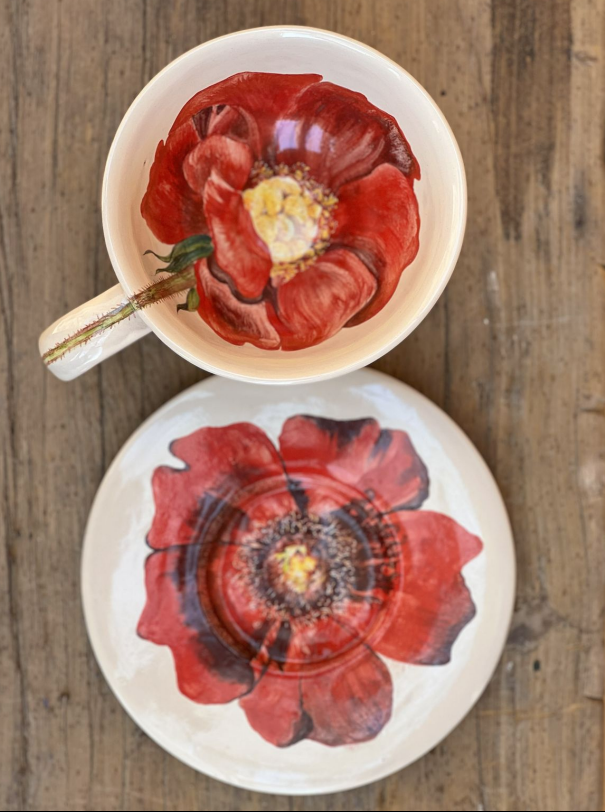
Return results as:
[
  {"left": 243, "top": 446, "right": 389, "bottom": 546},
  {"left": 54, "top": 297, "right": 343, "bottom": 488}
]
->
[{"left": 140, "top": 72, "right": 421, "bottom": 351}]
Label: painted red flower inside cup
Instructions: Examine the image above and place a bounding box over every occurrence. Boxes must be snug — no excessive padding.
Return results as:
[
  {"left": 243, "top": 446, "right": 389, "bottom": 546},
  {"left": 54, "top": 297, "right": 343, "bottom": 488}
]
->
[
  {"left": 138, "top": 415, "right": 482, "bottom": 747},
  {"left": 141, "top": 72, "right": 421, "bottom": 350}
]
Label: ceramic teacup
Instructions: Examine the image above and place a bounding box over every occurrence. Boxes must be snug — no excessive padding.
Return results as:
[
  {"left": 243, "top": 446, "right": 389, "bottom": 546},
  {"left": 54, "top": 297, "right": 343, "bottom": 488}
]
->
[{"left": 39, "top": 26, "right": 466, "bottom": 383}]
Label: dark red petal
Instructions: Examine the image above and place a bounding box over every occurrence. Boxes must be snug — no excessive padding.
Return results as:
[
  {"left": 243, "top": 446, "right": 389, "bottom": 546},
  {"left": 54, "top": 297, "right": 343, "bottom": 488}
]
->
[
  {"left": 187, "top": 103, "right": 247, "bottom": 140},
  {"left": 356, "top": 429, "right": 429, "bottom": 511},
  {"left": 141, "top": 120, "right": 206, "bottom": 244},
  {"left": 233, "top": 486, "right": 298, "bottom": 534},
  {"left": 205, "top": 542, "right": 274, "bottom": 657},
  {"left": 274, "top": 249, "right": 376, "bottom": 351},
  {"left": 241, "top": 644, "right": 392, "bottom": 747},
  {"left": 239, "top": 666, "right": 311, "bottom": 747},
  {"left": 279, "top": 416, "right": 428, "bottom": 511},
  {"left": 183, "top": 135, "right": 253, "bottom": 194},
  {"left": 374, "top": 511, "right": 482, "bottom": 665},
  {"left": 300, "top": 646, "right": 392, "bottom": 746},
  {"left": 284, "top": 603, "right": 382, "bottom": 668},
  {"left": 195, "top": 259, "right": 280, "bottom": 349},
  {"left": 276, "top": 81, "right": 420, "bottom": 189},
  {"left": 333, "top": 163, "right": 420, "bottom": 326},
  {"left": 205, "top": 491, "right": 298, "bottom": 657},
  {"left": 137, "top": 549, "right": 253, "bottom": 703},
  {"left": 147, "top": 423, "right": 285, "bottom": 549},
  {"left": 294, "top": 472, "right": 361, "bottom": 518},
  {"left": 203, "top": 176, "right": 272, "bottom": 299},
  {"left": 171, "top": 72, "right": 322, "bottom": 154}
]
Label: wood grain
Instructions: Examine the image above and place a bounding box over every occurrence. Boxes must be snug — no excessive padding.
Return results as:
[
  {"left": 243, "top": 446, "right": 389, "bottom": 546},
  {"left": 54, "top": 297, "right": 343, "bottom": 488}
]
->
[{"left": 1, "top": 1, "right": 604, "bottom": 809}]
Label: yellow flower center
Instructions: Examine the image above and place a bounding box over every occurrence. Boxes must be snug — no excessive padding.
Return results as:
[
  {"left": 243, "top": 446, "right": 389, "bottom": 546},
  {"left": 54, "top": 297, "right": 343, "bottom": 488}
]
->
[
  {"left": 242, "top": 163, "right": 338, "bottom": 283},
  {"left": 274, "top": 543, "right": 320, "bottom": 594}
]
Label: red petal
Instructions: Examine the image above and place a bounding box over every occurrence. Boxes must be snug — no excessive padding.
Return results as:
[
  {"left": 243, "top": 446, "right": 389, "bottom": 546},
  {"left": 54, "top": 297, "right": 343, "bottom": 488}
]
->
[
  {"left": 141, "top": 120, "right": 206, "bottom": 244},
  {"left": 186, "top": 103, "right": 247, "bottom": 140},
  {"left": 183, "top": 135, "right": 253, "bottom": 193},
  {"left": 240, "top": 665, "right": 311, "bottom": 747},
  {"left": 276, "top": 82, "right": 420, "bottom": 189},
  {"left": 374, "top": 511, "right": 482, "bottom": 665},
  {"left": 285, "top": 604, "right": 382, "bottom": 668},
  {"left": 279, "top": 416, "right": 428, "bottom": 511},
  {"left": 204, "top": 492, "right": 298, "bottom": 657},
  {"left": 171, "top": 72, "right": 322, "bottom": 154},
  {"left": 356, "top": 429, "right": 429, "bottom": 511},
  {"left": 195, "top": 259, "right": 280, "bottom": 349},
  {"left": 137, "top": 549, "right": 253, "bottom": 703},
  {"left": 300, "top": 646, "right": 392, "bottom": 746},
  {"left": 293, "top": 472, "right": 360, "bottom": 518},
  {"left": 274, "top": 249, "right": 376, "bottom": 351},
  {"left": 205, "top": 545, "right": 273, "bottom": 658},
  {"left": 240, "top": 644, "right": 392, "bottom": 747},
  {"left": 333, "top": 163, "right": 420, "bottom": 326},
  {"left": 147, "top": 423, "right": 285, "bottom": 549},
  {"left": 235, "top": 487, "right": 298, "bottom": 533},
  {"left": 203, "top": 177, "right": 272, "bottom": 299}
]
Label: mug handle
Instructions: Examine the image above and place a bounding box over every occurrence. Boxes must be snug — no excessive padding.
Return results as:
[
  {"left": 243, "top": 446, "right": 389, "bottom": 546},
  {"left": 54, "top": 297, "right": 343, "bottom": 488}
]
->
[{"left": 38, "top": 284, "right": 151, "bottom": 381}]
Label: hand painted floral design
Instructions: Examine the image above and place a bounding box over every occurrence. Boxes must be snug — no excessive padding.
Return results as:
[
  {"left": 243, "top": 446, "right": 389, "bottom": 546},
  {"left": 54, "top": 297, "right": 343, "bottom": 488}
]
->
[
  {"left": 138, "top": 416, "right": 482, "bottom": 748},
  {"left": 141, "top": 72, "right": 421, "bottom": 350}
]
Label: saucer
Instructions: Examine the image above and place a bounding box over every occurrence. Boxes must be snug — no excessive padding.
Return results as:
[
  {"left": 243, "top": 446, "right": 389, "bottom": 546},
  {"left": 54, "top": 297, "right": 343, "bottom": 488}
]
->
[{"left": 81, "top": 369, "right": 515, "bottom": 794}]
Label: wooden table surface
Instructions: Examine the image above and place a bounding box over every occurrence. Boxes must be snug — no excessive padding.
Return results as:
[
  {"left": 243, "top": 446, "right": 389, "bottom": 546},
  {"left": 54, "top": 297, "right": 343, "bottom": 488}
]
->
[{"left": 1, "top": 1, "right": 604, "bottom": 810}]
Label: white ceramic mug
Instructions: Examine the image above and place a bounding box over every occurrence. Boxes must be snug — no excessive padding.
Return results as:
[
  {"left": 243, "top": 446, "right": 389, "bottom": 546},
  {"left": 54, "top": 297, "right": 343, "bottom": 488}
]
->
[{"left": 39, "top": 26, "right": 466, "bottom": 384}]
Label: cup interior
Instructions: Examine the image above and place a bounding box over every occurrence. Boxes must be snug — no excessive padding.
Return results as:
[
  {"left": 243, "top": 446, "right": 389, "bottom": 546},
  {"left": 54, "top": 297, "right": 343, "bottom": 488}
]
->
[{"left": 103, "top": 26, "right": 466, "bottom": 383}]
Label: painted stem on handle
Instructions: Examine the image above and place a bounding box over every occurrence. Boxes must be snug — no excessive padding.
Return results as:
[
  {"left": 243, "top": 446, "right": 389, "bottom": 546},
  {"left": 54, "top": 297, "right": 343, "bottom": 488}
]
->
[{"left": 42, "top": 266, "right": 196, "bottom": 366}]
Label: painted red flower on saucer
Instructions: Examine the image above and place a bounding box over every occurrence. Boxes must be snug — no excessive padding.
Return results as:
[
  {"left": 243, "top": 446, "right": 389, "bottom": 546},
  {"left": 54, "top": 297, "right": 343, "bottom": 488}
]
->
[
  {"left": 138, "top": 415, "right": 482, "bottom": 747},
  {"left": 141, "top": 72, "right": 421, "bottom": 350}
]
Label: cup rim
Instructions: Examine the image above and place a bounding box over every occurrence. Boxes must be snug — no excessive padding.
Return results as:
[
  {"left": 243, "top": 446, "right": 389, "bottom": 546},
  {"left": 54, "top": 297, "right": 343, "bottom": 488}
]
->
[{"left": 102, "top": 25, "right": 467, "bottom": 384}]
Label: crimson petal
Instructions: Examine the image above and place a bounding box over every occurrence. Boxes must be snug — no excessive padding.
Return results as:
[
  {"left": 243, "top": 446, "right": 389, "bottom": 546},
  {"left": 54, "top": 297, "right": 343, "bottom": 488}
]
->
[
  {"left": 171, "top": 72, "right": 322, "bottom": 156},
  {"left": 356, "top": 429, "right": 429, "bottom": 511},
  {"left": 240, "top": 665, "right": 311, "bottom": 747},
  {"left": 301, "top": 646, "right": 393, "bottom": 746},
  {"left": 284, "top": 605, "right": 383, "bottom": 667},
  {"left": 203, "top": 176, "right": 272, "bottom": 299},
  {"left": 137, "top": 548, "right": 253, "bottom": 702},
  {"left": 276, "top": 81, "right": 420, "bottom": 189},
  {"left": 183, "top": 134, "right": 253, "bottom": 193},
  {"left": 142, "top": 73, "right": 321, "bottom": 245},
  {"left": 274, "top": 249, "right": 376, "bottom": 350},
  {"left": 334, "top": 164, "right": 420, "bottom": 326},
  {"left": 374, "top": 511, "right": 482, "bottom": 665},
  {"left": 240, "top": 644, "right": 392, "bottom": 747},
  {"left": 141, "top": 120, "right": 206, "bottom": 245},
  {"left": 204, "top": 494, "right": 299, "bottom": 658},
  {"left": 189, "top": 103, "right": 248, "bottom": 141},
  {"left": 195, "top": 259, "right": 280, "bottom": 349},
  {"left": 205, "top": 547, "right": 275, "bottom": 659},
  {"left": 148, "top": 423, "right": 286, "bottom": 549},
  {"left": 279, "top": 415, "right": 429, "bottom": 511}
]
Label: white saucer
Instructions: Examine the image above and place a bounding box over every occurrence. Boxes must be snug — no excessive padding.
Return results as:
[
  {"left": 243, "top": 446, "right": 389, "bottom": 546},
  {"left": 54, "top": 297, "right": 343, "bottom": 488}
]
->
[{"left": 81, "top": 369, "right": 515, "bottom": 794}]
